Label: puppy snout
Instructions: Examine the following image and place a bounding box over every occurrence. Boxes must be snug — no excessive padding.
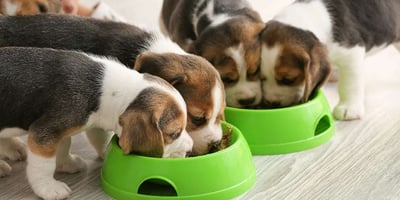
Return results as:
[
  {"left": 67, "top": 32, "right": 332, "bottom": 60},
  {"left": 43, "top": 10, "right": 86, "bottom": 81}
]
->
[
  {"left": 208, "top": 140, "right": 222, "bottom": 153},
  {"left": 264, "top": 100, "right": 282, "bottom": 108},
  {"left": 185, "top": 151, "right": 192, "bottom": 157},
  {"left": 238, "top": 97, "right": 256, "bottom": 106}
]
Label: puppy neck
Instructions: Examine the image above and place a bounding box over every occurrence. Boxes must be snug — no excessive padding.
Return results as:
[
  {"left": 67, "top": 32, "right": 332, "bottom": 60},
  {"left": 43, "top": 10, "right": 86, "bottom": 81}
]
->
[
  {"left": 86, "top": 55, "right": 152, "bottom": 132},
  {"left": 141, "top": 31, "right": 187, "bottom": 55},
  {"left": 274, "top": 0, "right": 332, "bottom": 43}
]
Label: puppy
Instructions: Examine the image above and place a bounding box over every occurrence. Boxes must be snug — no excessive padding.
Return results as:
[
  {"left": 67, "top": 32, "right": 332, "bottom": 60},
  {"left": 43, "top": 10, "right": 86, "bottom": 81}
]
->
[
  {"left": 160, "top": 0, "right": 265, "bottom": 108},
  {"left": 0, "top": 14, "right": 225, "bottom": 156},
  {"left": 0, "top": 47, "right": 193, "bottom": 199},
  {"left": 260, "top": 0, "right": 400, "bottom": 120},
  {"left": 0, "top": 0, "right": 61, "bottom": 15}
]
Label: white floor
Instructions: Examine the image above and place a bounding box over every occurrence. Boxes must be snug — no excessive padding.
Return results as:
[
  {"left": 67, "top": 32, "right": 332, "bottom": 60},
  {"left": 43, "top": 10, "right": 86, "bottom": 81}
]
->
[{"left": 2, "top": 1, "right": 400, "bottom": 199}]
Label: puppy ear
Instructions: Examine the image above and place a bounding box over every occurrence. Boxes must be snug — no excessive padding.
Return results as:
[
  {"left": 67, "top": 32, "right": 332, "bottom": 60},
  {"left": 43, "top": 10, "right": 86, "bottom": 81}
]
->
[
  {"left": 134, "top": 52, "right": 187, "bottom": 85},
  {"left": 302, "top": 44, "right": 332, "bottom": 102},
  {"left": 118, "top": 109, "right": 164, "bottom": 157}
]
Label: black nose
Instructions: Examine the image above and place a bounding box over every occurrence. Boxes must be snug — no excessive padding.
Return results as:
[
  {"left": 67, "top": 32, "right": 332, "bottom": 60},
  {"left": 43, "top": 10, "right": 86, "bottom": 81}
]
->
[
  {"left": 238, "top": 97, "right": 256, "bottom": 106},
  {"left": 208, "top": 141, "right": 222, "bottom": 153},
  {"left": 264, "top": 100, "right": 281, "bottom": 108},
  {"left": 185, "top": 151, "right": 192, "bottom": 157}
]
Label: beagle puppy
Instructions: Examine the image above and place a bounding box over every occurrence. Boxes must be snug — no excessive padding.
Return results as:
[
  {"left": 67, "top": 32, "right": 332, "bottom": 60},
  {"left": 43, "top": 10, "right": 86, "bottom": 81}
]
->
[
  {"left": 0, "top": 0, "right": 61, "bottom": 15},
  {"left": 160, "top": 0, "right": 265, "bottom": 108},
  {"left": 260, "top": 0, "right": 400, "bottom": 120},
  {"left": 0, "top": 14, "right": 225, "bottom": 156},
  {"left": 0, "top": 47, "right": 193, "bottom": 199}
]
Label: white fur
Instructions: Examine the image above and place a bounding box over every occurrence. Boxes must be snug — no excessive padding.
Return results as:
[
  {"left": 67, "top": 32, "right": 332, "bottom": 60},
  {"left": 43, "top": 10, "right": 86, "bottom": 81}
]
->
[
  {"left": 27, "top": 149, "right": 71, "bottom": 200},
  {"left": 189, "top": 83, "right": 224, "bottom": 155},
  {"left": 85, "top": 128, "right": 111, "bottom": 159},
  {"left": 225, "top": 44, "right": 262, "bottom": 107},
  {"left": 164, "top": 130, "right": 193, "bottom": 158},
  {"left": 145, "top": 32, "right": 187, "bottom": 55},
  {"left": 0, "top": 137, "right": 26, "bottom": 160},
  {"left": 192, "top": 0, "right": 234, "bottom": 35},
  {"left": 0, "top": 136, "right": 26, "bottom": 177},
  {"left": 330, "top": 44, "right": 366, "bottom": 120},
  {"left": 4, "top": 1, "right": 18, "bottom": 15},
  {"left": 261, "top": 45, "right": 305, "bottom": 106},
  {"left": 0, "top": 159, "right": 11, "bottom": 177},
  {"left": 0, "top": 137, "right": 26, "bottom": 177},
  {"left": 0, "top": 127, "right": 26, "bottom": 138},
  {"left": 56, "top": 137, "right": 87, "bottom": 173},
  {"left": 274, "top": 0, "right": 332, "bottom": 43},
  {"left": 192, "top": 0, "right": 210, "bottom": 36}
]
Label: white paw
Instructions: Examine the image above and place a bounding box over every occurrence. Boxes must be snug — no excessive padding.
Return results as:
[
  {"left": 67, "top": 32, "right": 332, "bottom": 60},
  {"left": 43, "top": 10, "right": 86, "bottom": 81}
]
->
[
  {"left": 0, "top": 138, "right": 26, "bottom": 161},
  {"left": 56, "top": 154, "right": 87, "bottom": 174},
  {"left": 32, "top": 179, "right": 71, "bottom": 200},
  {"left": 0, "top": 160, "right": 12, "bottom": 177},
  {"left": 333, "top": 103, "right": 364, "bottom": 120}
]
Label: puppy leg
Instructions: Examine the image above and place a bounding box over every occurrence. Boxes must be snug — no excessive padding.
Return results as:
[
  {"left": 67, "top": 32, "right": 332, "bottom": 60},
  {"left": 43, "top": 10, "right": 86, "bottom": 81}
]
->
[
  {"left": 56, "top": 136, "right": 87, "bottom": 173},
  {"left": 27, "top": 132, "right": 71, "bottom": 200},
  {"left": 333, "top": 47, "right": 365, "bottom": 120},
  {"left": 0, "top": 159, "right": 11, "bottom": 177},
  {"left": 0, "top": 137, "right": 26, "bottom": 161},
  {"left": 85, "top": 128, "right": 112, "bottom": 159}
]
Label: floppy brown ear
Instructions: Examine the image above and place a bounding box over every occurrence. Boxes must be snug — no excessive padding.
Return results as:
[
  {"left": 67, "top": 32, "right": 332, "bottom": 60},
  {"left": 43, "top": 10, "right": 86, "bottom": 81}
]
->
[
  {"left": 302, "top": 44, "right": 332, "bottom": 102},
  {"left": 134, "top": 52, "right": 187, "bottom": 85},
  {"left": 118, "top": 109, "right": 164, "bottom": 157}
]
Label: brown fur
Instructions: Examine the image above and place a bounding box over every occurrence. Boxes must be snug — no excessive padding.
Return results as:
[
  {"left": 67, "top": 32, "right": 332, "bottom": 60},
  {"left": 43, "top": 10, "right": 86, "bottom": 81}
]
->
[
  {"left": 261, "top": 20, "right": 331, "bottom": 103},
  {"left": 0, "top": 0, "right": 61, "bottom": 15},
  {"left": 190, "top": 17, "right": 265, "bottom": 87},
  {"left": 27, "top": 126, "right": 83, "bottom": 158},
  {"left": 134, "top": 52, "right": 225, "bottom": 133},
  {"left": 118, "top": 87, "right": 186, "bottom": 157}
]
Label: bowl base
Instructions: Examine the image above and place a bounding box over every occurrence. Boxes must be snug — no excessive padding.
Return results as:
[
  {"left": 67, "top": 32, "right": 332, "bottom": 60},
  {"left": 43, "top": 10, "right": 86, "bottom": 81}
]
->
[{"left": 250, "top": 124, "right": 334, "bottom": 155}]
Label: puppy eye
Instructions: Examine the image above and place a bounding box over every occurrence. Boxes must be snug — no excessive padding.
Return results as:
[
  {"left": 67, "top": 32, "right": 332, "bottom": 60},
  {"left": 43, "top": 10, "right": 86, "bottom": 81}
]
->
[
  {"left": 217, "top": 56, "right": 231, "bottom": 66},
  {"left": 221, "top": 77, "right": 236, "bottom": 84},
  {"left": 38, "top": 4, "right": 48, "bottom": 13},
  {"left": 169, "top": 132, "right": 180, "bottom": 140},
  {"left": 279, "top": 77, "right": 296, "bottom": 85},
  {"left": 191, "top": 116, "right": 207, "bottom": 126}
]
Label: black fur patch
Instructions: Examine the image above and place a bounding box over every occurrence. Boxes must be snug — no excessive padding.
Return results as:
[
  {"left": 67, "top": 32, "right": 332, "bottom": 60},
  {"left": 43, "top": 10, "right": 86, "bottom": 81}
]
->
[
  {"left": 0, "top": 14, "right": 153, "bottom": 67},
  {"left": 322, "top": 0, "right": 400, "bottom": 50},
  {"left": 0, "top": 47, "right": 103, "bottom": 144}
]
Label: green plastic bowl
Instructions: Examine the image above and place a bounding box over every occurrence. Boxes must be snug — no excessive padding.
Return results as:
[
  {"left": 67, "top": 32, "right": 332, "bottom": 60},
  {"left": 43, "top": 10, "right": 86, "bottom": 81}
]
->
[
  {"left": 101, "top": 121, "right": 255, "bottom": 200},
  {"left": 224, "top": 90, "right": 334, "bottom": 155}
]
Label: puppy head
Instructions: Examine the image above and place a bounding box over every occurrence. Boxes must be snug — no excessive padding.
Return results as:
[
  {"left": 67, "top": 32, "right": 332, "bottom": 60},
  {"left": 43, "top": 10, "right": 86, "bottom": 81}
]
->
[
  {"left": 259, "top": 20, "right": 331, "bottom": 108},
  {"left": 118, "top": 75, "right": 193, "bottom": 158},
  {"left": 0, "top": 0, "right": 61, "bottom": 15},
  {"left": 134, "top": 52, "right": 225, "bottom": 156},
  {"left": 189, "top": 12, "right": 265, "bottom": 108}
]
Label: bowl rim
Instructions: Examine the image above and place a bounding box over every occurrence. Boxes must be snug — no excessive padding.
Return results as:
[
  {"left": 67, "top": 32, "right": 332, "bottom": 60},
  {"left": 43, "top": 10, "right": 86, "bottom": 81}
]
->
[
  {"left": 225, "top": 89, "right": 323, "bottom": 112},
  {"left": 107, "top": 121, "right": 242, "bottom": 162}
]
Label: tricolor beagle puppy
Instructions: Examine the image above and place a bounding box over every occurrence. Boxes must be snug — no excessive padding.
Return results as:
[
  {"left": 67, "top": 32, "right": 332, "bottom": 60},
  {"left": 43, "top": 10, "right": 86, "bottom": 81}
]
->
[
  {"left": 160, "top": 0, "right": 265, "bottom": 108},
  {"left": 0, "top": 47, "right": 193, "bottom": 199},
  {"left": 0, "top": 0, "right": 61, "bottom": 15},
  {"left": 260, "top": 0, "right": 400, "bottom": 120},
  {"left": 0, "top": 14, "right": 225, "bottom": 156}
]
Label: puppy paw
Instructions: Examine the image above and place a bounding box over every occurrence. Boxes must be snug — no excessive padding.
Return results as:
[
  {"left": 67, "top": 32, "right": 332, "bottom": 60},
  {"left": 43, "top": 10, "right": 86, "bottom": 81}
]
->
[
  {"left": 0, "top": 138, "right": 26, "bottom": 161},
  {"left": 32, "top": 179, "right": 71, "bottom": 200},
  {"left": 0, "top": 160, "right": 12, "bottom": 177},
  {"left": 333, "top": 103, "right": 364, "bottom": 120},
  {"left": 56, "top": 154, "right": 87, "bottom": 174}
]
